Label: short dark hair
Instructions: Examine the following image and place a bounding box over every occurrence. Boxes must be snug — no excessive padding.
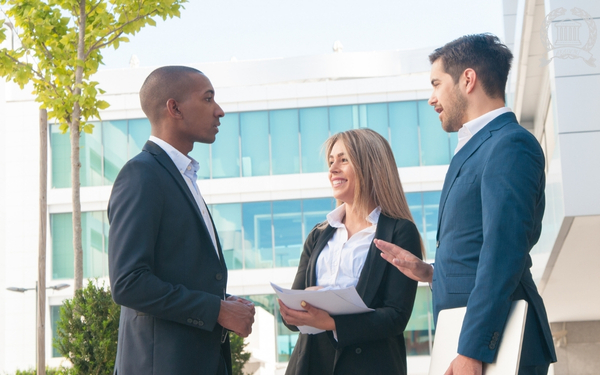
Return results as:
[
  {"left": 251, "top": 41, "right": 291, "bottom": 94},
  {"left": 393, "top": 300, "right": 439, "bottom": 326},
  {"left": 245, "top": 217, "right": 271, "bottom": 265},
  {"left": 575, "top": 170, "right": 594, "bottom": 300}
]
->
[
  {"left": 429, "top": 33, "right": 513, "bottom": 100},
  {"left": 140, "top": 66, "right": 204, "bottom": 123}
]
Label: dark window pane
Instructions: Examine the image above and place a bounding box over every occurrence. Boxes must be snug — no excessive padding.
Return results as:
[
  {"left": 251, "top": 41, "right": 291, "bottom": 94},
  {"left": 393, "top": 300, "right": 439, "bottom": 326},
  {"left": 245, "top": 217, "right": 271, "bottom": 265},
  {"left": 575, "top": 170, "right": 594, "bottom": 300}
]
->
[
  {"left": 389, "top": 101, "right": 420, "bottom": 167},
  {"left": 365, "top": 103, "right": 389, "bottom": 138},
  {"left": 418, "top": 100, "right": 451, "bottom": 165},
  {"left": 128, "top": 118, "right": 151, "bottom": 158},
  {"left": 241, "top": 111, "right": 270, "bottom": 177},
  {"left": 273, "top": 200, "right": 303, "bottom": 267},
  {"left": 103, "top": 120, "right": 128, "bottom": 184},
  {"left": 50, "top": 124, "right": 71, "bottom": 188},
  {"left": 406, "top": 192, "right": 425, "bottom": 258},
  {"left": 270, "top": 109, "right": 300, "bottom": 175},
  {"left": 300, "top": 107, "right": 329, "bottom": 173},
  {"left": 212, "top": 113, "right": 240, "bottom": 178},
  {"left": 404, "top": 287, "right": 434, "bottom": 356},
  {"left": 212, "top": 203, "right": 243, "bottom": 270},
  {"left": 50, "top": 305, "right": 62, "bottom": 357},
  {"left": 242, "top": 202, "right": 273, "bottom": 269}
]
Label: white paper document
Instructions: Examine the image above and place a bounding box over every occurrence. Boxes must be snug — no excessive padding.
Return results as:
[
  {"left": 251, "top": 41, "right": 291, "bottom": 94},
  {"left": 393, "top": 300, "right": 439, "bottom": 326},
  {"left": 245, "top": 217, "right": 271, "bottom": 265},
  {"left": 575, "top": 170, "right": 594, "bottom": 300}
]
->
[
  {"left": 271, "top": 282, "right": 374, "bottom": 334},
  {"left": 428, "top": 300, "right": 528, "bottom": 375}
]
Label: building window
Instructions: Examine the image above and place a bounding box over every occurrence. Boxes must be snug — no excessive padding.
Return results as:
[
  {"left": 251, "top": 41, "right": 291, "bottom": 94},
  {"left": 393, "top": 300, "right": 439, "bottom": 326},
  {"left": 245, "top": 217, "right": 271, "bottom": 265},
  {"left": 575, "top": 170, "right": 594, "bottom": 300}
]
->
[
  {"left": 50, "top": 305, "right": 62, "bottom": 358},
  {"left": 404, "top": 286, "right": 435, "bottom": 356},
  {"left": 51, "top": 211, "right": 109, "bottom": 280}
]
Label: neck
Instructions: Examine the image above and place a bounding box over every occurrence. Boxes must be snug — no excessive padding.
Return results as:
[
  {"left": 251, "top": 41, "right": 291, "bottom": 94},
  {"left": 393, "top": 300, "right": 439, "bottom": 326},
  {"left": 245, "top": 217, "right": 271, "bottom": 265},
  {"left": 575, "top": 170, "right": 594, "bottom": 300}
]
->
[
  {"left": 151, "top": 128, "right": 193, "bottom": 155},
  {"left": 342, "top": 202, "right": 375, "bottom": 238},
  {"left": 465, "top": 97, "right": 506, "bottom": 123}
]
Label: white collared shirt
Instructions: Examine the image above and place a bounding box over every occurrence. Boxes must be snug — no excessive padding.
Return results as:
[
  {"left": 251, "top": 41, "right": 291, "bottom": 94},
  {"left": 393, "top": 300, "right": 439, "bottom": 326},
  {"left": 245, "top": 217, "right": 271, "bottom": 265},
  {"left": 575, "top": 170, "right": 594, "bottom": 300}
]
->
[
  {"left": 316, "top": 205, "right": 381, "bottom": 289},
  {"left": 454, "top": 107, "right": 513, "bottom": 155},
  {"left": 149, "top": 136, "right": 219, "bottom": 257}
]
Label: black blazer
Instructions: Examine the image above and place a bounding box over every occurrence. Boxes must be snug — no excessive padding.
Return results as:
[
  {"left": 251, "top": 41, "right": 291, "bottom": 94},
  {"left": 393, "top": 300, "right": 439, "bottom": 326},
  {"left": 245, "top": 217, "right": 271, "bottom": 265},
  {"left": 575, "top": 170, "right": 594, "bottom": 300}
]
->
[
  {"left": 284, "top": 214, "right": 422, "bottom": 375},
  {"left": 108, "top": 141, "right": 231, "bottom": 375}
]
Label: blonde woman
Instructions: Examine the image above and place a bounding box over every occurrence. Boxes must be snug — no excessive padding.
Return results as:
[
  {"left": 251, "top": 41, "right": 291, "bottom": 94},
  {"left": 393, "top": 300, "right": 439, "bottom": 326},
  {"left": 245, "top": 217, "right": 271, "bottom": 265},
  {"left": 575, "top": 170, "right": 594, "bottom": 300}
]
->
[{"left": 279, "top": 128, "right": 423, "bottom": 375}]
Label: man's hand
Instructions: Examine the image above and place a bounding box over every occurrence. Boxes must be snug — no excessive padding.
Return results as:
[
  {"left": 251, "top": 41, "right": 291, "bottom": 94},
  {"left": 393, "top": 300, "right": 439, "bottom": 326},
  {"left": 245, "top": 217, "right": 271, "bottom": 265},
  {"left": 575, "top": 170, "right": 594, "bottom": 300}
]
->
[
  {"left": 444, "top": 355, "right": 482, "bottom": 375},
  {"left": 217, "top": 296, "right": 255, "bottom": 337},
  {"left": 375, "top": 239, "right": 433, "bottom": 283},
  {"left": 278, "top": 299, "right": 335, "bottom": 331}
]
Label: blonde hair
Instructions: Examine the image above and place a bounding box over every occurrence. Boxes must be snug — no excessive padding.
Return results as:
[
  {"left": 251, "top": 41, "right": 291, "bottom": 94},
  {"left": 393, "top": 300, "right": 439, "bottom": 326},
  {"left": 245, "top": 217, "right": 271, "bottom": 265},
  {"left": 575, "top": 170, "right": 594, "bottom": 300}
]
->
[{"left": 325, "top": 129, "right": 424, "bottom": 256}]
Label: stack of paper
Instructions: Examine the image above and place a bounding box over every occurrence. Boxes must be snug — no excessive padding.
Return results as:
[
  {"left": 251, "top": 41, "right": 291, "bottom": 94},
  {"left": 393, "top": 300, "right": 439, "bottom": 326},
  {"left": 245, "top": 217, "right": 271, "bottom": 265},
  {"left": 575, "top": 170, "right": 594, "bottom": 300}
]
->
[{"left": 271, "top": 282, "right": 374, "bottom": 334}]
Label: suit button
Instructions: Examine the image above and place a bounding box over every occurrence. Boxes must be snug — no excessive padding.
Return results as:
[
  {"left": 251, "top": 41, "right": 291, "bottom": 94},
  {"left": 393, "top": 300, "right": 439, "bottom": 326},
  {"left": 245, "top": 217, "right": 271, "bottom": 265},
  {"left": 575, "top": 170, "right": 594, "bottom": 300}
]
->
[
  {"left": 215, "top": 273, "right": 223, "bottom": 281},
  {"left": 489, "top": 343, "right": 496, "bottom": 350},
  {"left": 187, "top": 318, "right": 193, "bottom": 324},
  {"left": 436, "top": 241, "right": 440, "bottom": 248},
  {"left": 193, "top": 320, "right": 199, "bottom": 325},
  {"left": 493, "top": 332, "right": 500, "bottom": 339},
  {"left": 355, "top": 348, "right": 362, "bottom": 354},
  {"left": 198, "top": 320, "right": 204, "bottom": 326}
]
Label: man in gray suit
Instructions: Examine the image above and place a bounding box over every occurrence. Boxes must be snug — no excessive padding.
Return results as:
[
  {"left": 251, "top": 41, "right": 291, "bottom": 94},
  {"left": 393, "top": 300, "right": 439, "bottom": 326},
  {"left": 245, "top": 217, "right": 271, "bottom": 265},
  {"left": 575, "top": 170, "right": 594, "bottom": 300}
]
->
[{"left": 109, "top": 66, "right": 255, "bottom": 375}]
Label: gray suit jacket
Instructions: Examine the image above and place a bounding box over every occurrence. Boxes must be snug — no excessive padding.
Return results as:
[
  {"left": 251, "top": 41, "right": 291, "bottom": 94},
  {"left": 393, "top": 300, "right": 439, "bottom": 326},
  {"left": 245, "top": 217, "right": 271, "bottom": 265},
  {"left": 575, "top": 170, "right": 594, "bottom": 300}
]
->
[{"left": 108, "top": 141, "right": 231, "bottom": 374}]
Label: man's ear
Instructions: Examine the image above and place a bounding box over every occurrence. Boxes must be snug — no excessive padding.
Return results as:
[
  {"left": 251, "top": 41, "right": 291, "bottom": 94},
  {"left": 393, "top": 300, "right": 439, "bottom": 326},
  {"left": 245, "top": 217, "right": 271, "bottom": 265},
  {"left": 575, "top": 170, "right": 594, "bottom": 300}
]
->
[
  {"left": 463, "top": 68, "right": 477, "bottom": 94},
  {"left": 166, "top": 98, "right": 183, "bottom": 119}
]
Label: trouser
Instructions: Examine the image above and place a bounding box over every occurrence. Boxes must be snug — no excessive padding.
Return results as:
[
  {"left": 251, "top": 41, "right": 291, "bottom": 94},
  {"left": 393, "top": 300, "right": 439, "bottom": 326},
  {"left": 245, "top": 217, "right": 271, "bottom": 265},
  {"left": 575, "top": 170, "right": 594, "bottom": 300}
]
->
[{"left": 519, "top": 363, "right": 549, "bottom": 375}]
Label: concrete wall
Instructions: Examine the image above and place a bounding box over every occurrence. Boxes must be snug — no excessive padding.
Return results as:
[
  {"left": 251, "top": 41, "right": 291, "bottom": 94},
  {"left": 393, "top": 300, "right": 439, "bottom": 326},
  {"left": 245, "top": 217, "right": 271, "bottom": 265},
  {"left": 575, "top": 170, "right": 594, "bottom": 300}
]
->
[{"left": 551, "top": 321, "right": 600, "bottom": 375}]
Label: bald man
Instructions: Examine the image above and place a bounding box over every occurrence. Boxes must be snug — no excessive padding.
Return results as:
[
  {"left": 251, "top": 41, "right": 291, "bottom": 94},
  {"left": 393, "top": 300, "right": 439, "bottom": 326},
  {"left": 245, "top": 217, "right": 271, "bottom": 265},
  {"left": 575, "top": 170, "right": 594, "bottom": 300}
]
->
[{"left": 108, "top": 66, "right": 255, "bottom": 375}]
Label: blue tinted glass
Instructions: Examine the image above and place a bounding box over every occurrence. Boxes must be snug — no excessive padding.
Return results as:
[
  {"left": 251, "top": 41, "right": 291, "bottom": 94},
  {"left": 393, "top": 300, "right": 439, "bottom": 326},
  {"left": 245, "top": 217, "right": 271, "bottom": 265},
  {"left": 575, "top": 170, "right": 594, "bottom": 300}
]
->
[
  {"left": 51, "top": 213, "right": 74, "bottom": 279},
  {"left": 389, "top": 101, "right": 420, "bottom": 167},
  {"left": 406, "top": 192, "right": 425, "bottom": 241},
  {"left": 423, "top": 191, "right": 442, "bottom": 260},
  {"left": 365, "top": 103, "right": 389, "bottom": 138},
  {"left": 329, "top": 105, "right": 356, "bottom": 134},
  {"left": 300, "top": 107, "right": 329, "bottom": 173},
  {"left": 242, "top": 202, "right": 273, "bottom": 269},
  {"left": 189, "top": 143, "right": 211, "bottom": 179},
  {"left": 302, "top": 198, "right": 334, "bottom": 239},
  {"left": 241, "top": 111, "right": 270, "bottom": 177},
  {"left": 102, "top": 120, "right": 128, "bottom": 184},
  {"left": 273, "top": 200, "right": 303, "bottom": 267},
  {"left": 270, "top": 109, "right": 300, "bottom": 175},
  {"left": 212, "top": 203, "right": 243, "bottom": 270},
  {"left": 404, "top": 287, "right": 433, "bottom": 356},
  {"left": 50, "top": 305, "right": 62, "bottom": 357},
  {"left": 418, "top": 100, "right": 451, "bottom": 165},
  {"left": 212, "top": 113, "right": 240, "bottom": 178},
  {"left": 82, "top": 211, "right": 108, "bottom": 278},
  {"left": 50, "top": 124, "right": 71, "bottom": 188},
  {"left": 128, "top": 118, "right": 151, "bottom": 158},
  {"left": 80, "top": 121, "right": 104, "bottom": 187}
]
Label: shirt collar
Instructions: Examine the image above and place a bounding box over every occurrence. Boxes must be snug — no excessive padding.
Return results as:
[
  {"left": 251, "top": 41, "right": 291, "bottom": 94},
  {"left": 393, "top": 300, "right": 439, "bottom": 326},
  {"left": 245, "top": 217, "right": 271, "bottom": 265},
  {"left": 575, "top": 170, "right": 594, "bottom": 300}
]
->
[
  {"left": 455, "top": 107, "right": 512, "bottom": 154},
  {"left": 326, "top": 204, "right": 381, "bottom": 228},
  {"left": 149, "top": 136, "right": 199, "bottom": 174}
]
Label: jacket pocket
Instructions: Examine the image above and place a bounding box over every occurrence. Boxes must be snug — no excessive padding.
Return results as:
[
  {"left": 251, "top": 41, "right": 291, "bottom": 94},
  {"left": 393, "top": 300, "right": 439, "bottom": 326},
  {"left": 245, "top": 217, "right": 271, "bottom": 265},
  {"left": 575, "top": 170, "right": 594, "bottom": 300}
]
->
[{"left": 445, "top": 275, "right": 476, "bottom": 294}]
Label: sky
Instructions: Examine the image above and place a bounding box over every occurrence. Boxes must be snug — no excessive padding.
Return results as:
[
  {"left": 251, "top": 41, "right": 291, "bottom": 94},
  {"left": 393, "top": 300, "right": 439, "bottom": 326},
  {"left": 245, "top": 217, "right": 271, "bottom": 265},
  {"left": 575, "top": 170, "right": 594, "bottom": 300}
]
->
[{"left": 99, "top": 0, "right": 505, "bottom": 70}]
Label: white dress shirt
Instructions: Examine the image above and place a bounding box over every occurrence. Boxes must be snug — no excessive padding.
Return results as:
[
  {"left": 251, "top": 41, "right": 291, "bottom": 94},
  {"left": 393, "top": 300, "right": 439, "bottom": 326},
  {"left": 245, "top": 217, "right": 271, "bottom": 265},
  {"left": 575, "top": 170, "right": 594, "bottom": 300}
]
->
[
  {"left": 316, "top": 205, "right": 381, "bottom": 289},
  {"left": 149, "top": 136, "right": 219, "bottom": 257},
  {"left": 454, "top": 107, "right": 512, "bottom": 155}
]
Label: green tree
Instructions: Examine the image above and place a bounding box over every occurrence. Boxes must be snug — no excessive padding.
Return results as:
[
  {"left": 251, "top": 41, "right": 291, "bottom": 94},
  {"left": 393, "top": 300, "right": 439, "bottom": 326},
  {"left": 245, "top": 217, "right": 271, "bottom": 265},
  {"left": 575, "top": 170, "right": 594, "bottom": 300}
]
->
[
  {"left": 54, "top": 280, "right": 120, "bottom": 375},
  {"left": 230, "top": 333, "right": 253, "bottom": 375},
  {"left": 0, "top": 0, "right": 187, "bottom": 292}
]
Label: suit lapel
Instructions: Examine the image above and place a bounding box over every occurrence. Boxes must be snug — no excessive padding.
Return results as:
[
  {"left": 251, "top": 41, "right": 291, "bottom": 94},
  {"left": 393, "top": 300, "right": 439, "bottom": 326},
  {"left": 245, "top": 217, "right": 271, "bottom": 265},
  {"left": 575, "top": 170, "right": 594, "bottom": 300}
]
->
[
  {"left": 143, "top": 141, "right": 219, "bottom": 256},
  {"left": 436, "top": 113, "right": 516, "bottom": 239},
  {"left": 306, "top": 225, "right": 336, "bottom": 287},
  {"left": 356, "top": 215, "right": 394, "bottom": 306}
]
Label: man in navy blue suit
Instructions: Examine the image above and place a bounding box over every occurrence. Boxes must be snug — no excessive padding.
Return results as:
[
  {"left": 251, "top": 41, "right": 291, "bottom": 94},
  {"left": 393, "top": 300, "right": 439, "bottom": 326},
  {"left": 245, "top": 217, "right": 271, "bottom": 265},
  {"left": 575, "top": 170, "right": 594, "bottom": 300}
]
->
[{"left": 376, "top": 34, "right": 556, "bottom": 375}]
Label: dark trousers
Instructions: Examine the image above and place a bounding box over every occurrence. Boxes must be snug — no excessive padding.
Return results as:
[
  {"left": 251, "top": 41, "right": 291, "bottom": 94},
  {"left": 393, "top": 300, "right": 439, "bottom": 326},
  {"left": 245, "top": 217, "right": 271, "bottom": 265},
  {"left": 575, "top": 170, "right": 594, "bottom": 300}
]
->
[{"left": 519, "top": 363, "right": 550, "bottom": 375}]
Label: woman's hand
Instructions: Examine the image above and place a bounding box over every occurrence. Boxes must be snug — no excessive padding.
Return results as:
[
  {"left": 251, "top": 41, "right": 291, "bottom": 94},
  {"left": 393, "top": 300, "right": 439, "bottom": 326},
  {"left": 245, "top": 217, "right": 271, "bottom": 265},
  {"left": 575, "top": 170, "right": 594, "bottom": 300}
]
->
[{"left": 278, "top": 299, "right": 336, "bottom": 331}]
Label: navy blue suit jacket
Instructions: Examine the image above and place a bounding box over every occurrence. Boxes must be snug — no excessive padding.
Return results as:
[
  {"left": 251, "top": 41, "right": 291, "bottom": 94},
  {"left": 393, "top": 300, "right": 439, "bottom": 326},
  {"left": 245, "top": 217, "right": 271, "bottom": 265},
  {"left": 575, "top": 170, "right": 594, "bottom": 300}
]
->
[
  {"left": 432, "top": 112, "right": 557, "bottom": 365},
  {"left": 108, "top": 141, "right": 231, "bottom": 374}
]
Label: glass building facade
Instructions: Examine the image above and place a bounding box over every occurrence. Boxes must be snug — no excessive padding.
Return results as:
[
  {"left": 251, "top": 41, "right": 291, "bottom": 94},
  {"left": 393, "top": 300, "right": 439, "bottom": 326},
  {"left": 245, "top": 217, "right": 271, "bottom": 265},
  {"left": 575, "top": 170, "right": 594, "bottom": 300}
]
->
[
  {"left": 49, "top": 99, "right": 450, "bottom": 360},
  {"left": 50, "top": 100, "right": 457, "bottom": 187}
]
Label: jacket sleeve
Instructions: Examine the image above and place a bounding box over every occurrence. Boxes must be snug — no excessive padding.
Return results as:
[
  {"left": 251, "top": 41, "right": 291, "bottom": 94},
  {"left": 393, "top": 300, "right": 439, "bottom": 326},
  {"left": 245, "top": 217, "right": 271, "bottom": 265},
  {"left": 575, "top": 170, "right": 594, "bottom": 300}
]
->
[
  {"left": 330, "top": 219, "right": 421, "bottom": 348},
  {"left": 108, "top": 158, "right": 222, "bottom": 331},
  {"left": 457, "top": 131, "right": 545, "bottom": 362}
]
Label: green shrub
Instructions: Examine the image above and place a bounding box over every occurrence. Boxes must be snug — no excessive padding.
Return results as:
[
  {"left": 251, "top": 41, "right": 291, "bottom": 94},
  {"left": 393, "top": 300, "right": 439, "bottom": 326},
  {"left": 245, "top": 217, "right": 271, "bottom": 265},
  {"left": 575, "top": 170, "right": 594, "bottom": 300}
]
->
[
  {"left": 13, "top": 366, "right": 76, "bottom": 375},
  {"left": 230, "top": 333, "right": 252, "bottom": 375},
  {"left": 54, "top": 280, "right": 120, "bottom": 375}
]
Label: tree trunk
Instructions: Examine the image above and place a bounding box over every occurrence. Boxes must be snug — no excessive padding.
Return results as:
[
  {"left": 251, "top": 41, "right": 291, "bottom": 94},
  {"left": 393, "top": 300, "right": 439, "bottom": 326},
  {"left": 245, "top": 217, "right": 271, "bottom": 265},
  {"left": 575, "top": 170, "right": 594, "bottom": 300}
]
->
[
  {"left": 72, "top": 0, "right": 87, "bottom": 291},
  {"left": 38, "top": 108, "right": 47, "bottom": 375}
]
